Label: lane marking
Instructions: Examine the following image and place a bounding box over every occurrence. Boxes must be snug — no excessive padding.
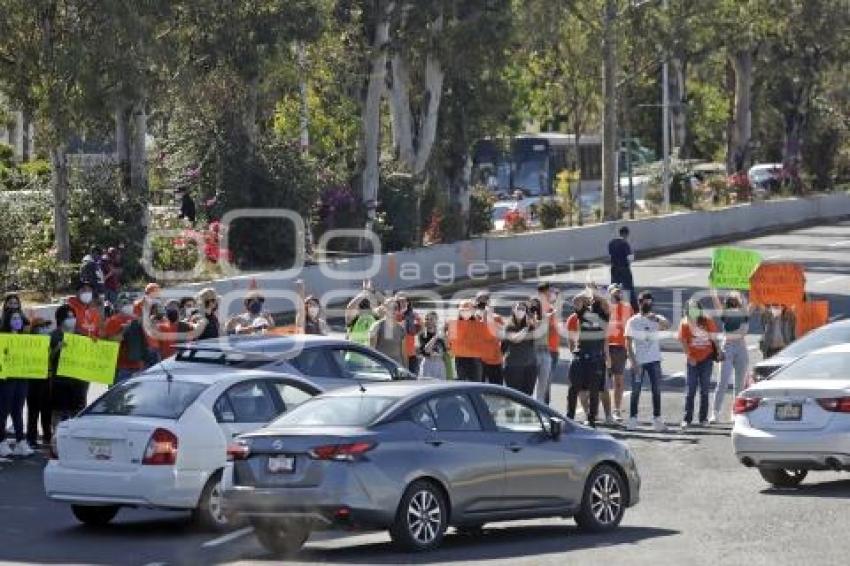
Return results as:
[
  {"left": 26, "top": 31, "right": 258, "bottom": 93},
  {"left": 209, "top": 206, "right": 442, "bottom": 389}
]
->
[
  {"left": 828, "top": 240, "right": 850, "bottom": 247},
  {"left": 829, "top": 314, "right": 843, "bottom": 322},
  {"left": 765, "top": 254, "right": 783, "bottom": 260},
  {"left": 202, "top": 526, "right": 254, "bottom": 548},
  {"left": 658, "top": 273, "right": 697, "bottom": 283},
  {"left": 813, "top": 275, "right": 846, "bottom": 286}
]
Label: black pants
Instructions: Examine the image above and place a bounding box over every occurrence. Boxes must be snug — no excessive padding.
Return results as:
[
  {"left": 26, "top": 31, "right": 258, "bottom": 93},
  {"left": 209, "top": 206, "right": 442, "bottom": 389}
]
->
[
  {"left": 482, "top": 363, "right": 504, "bottom": 386},
  {"left": 407, "top": 356, "right": 420, "bottom": 375},
  {"left": 26, "top": 380, "right": 51, "bottom": 445},
  {"left": 505, "top": 364, "right": 536, "bottom": 396},
  {"left": 611, "top": 265, "right": 638, "bottom": 311},
  {"left": 567, "top": 355, "right": 606, "bottom": 425},
  {"left": 455, "top": 357, "right": 483, "bottom": 382}
]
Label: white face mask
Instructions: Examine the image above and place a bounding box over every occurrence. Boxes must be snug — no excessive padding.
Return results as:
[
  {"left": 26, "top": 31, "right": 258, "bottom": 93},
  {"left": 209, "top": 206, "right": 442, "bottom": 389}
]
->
[
  {"left": 307, "top": 306, "right": 320, "bottom": 318},
  {"left": 63, "top": 318, "right": 77, "bottom": 331},
  {"left": 770, "top": 306, "right": 782, "bottom": 317},
  {"left": 120, "top": 304, "right": 134, "bottom": 316},
  {"left": 79, "top": 292, "right": 93, "bottom": 305}
]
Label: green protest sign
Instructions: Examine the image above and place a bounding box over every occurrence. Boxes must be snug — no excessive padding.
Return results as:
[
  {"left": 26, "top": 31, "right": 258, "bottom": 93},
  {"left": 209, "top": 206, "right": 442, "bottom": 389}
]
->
[
  {"left": 57, "top": 334, "right": 119, "bottom": 385},
  {"left": 709, "top": 247, "right": 762, "bottom": 290},
  {"left": 0, "top": 334, "right": 50, "bottom": 379}
]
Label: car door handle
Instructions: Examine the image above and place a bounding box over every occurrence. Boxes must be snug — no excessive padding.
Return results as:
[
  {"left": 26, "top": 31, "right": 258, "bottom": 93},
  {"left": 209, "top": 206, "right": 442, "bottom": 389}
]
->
[
  {"left": 507, "top": 443, "right": 523, "bottom": 453},
  {"left": 426, "top": 440, "right": 444, "bottom": 447}
]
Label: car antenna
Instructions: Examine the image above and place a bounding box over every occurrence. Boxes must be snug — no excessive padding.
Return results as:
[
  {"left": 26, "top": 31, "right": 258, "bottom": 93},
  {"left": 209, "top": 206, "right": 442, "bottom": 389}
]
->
[{"left": 356, "top": 378, "right": 367, "bottom": 394}]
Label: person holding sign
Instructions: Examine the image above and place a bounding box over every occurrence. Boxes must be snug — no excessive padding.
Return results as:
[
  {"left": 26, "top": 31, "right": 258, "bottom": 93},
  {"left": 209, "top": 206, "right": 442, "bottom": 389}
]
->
[
  {"left": 710, "top": 291, "right": 750, "bottom": 423},
  {"left": 0, "top": 310, "right": 35, "bottom": 457},
  {"left": 48, "top": 306, "right": 89, "bottom": 433},
  {"left": 25, "top": 318, "right": 54, "bottom": 448}
]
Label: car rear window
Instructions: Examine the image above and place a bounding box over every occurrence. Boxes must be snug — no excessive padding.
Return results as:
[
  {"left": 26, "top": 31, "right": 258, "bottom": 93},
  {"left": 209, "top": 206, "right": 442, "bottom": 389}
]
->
[
  {"left": 85, "top": 380, "right": 208, "bottom": 419},
  {"left": 773, "top": 352, "right": 850, "bottom": 381},
  {"left": 270, "top": 396, "right": 398, "bottom": 427},
  {"left": 174, "top": 348, "right": 271, "bottom": 369}
]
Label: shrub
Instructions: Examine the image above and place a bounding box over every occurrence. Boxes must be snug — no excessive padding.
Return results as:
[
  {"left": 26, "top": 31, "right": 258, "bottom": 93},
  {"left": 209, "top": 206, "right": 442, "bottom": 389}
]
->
[
  {"left": 504, "top": 209, "right": 528, "bottom": 233},
  {"left": 469, "top": 186, "right": 495, "bottom": 236},
  {"left": 312, "top": 184, "right": 364, "bottom": 253},
  {"left": 539, "top": 199, "right": 564, "bottom": 229},
  {"left": 375, "top": 171, "right": 418, "bottom": 252}
]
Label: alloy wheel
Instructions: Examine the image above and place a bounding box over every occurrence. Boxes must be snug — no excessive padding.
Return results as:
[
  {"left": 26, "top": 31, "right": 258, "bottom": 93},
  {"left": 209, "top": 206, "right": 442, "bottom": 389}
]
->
[
  {"left": 407, "top": 490, "right": 442, "bottom": 545},
  {"left": 590, "top": 472, "right": 623, "bottom": 525}
]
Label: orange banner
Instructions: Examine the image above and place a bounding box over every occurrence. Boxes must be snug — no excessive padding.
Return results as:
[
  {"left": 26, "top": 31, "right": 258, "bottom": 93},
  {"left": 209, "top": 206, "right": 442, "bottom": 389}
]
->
[
  {"left": 795, "top": 301, "right": 829, "bottom": 337},
  {"left": 749, "top": 262, "right": 806, "bottom": 307}
]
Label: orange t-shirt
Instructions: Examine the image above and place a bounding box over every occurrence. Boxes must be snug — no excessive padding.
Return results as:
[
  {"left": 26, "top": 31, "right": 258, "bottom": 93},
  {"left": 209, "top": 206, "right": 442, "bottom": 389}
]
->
[
  {"left": 479, "top": 315, "right": 504, "bottom": 365},
  {"left": 397, "top": 311, "right": 422, "bottom": 359},
  {"left": 678, "top": 318, "right": 718, "bottom": 363},
  {"left": 607, "top": 303, "right": 634, "bottom": 347},
  {"left": 104, "top": 313, "right": 144, "bottom": 370},
  {"left": 547, "top": 312, "right": 561, "bottom": 353},
  {"left": 68, "top": 297, "right": 102, "bottom": 338},
  {"left": 446, "top": 318, "right": 483, "bottom": 359}
]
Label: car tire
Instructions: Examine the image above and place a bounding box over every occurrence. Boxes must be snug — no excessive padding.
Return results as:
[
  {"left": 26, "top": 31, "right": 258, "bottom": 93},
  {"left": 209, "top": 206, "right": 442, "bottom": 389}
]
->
[
  {"left": 193, "top": 471, "right": 242, "bottom": 532},
  {"left": 253, "top": 518, "right": 310, "bottom": 558},
  {"left": 575, "top": 464, "right": 626, "bottom": 533},
  {"left": 759, "top": 468, "right": 808, "bottom": 488},
  {"left": 390, "top": 480, "right": 449, "bottom": 552},
  {"left": 71, "top": 504, "right": 119, "bottom": 527}
]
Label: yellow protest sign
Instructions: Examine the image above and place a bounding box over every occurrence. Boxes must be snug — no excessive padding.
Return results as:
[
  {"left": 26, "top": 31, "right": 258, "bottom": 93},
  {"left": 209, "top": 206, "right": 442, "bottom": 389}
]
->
[
  {"left": 709, "top": 247, "right": 762, "bottom": 290},
  {"left": 57, "top": 334, "right": 119, "bottom": 385},
  {"left": 0, "top": 334, "right": 50, "bottom": 379}
]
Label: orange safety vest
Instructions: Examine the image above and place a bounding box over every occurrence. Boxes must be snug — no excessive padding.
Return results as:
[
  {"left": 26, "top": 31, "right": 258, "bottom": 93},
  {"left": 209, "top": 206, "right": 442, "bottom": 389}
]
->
[{"left": 446, "top": 318, "right": 483, "bottom": 359}]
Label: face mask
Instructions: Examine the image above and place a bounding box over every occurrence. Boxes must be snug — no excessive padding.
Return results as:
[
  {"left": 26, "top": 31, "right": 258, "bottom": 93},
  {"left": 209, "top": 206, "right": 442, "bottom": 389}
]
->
[
  {"left": 120, "top": 304, "right": 134, "bottom": 316},
  {"left": 307, "top": 306, "right": 320, "bottom": 318},
  {"left": 612, "top": 292, "right": 622, "bottom": 302},
  {"left": 771, "top": 306, "right": 782, "bottom": 317},
  {"left": 477, "top": 301, "right": 488, "bottom": 310},
  {"left": 640, "top": 302, "right": 652, "bottom": 315},
  {"left": 166, "top": 309, "right": 180, "bottom": 323},
  {"left": 79, "top": 292, "right": 93, "bottom": 305},
  {"left": 63, "top": 318, "right": 77, "bottom": 331},
  {"left": 10, "top": 317, "right": 23, "bottom": 331},
  {"left": 688, "top": 307, "right": 702, "bottom": 321},
  {"left": 248, "top": 301, "right": 263, "bottom": 315}
]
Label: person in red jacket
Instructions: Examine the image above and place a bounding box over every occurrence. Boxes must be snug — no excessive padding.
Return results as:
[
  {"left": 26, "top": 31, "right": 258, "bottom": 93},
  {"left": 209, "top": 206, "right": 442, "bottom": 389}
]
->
[
  {"left": 446, "top": 300, "right": 483, "bottom": 382},
  {"left": 103, "top": 294, "right": 144, "bottom": 383},
  {"left": 67, "top": 281, "right": 103, "bottom": 338}
]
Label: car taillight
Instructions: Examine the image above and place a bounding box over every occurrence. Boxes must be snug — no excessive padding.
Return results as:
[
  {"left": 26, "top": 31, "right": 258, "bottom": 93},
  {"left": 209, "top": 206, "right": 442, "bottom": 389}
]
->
[
  {"left": 733, "top": 397, "right": 762, "bottom": 414},
  {"left": 226, "top": 441, "right": 251, "bottom": 461},
  {"left": 142, "top": 428, "right": 178, "bottom": 465},
  {"left": 308, "top": 442, "right": 376, "bottom": 461},
  {"left": 817, "top": 397, "right": 850, "bottom": 413}
]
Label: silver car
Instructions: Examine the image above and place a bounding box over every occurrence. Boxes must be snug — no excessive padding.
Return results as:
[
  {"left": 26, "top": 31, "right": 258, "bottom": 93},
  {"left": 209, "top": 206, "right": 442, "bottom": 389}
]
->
[{"left": 223, "top": 381, "right": 640, "bottom": 555}]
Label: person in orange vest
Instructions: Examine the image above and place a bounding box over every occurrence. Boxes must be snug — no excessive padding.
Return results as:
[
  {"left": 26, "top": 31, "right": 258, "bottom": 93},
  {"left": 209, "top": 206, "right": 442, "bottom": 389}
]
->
[
  {"left": 395, "top": 292, "right": 422, "bottom": 374},
  {"left": 537, "top": 282, "right": 564, "bottom": 404},
  {"left": 447, "top": 299, "right": 483, "bottom": 382},
  {"left": 605, "top": 284, "right": 633, "bottom": 423},
  {"left": 67, "top": 281, "right": 103, "bottom": 338},
  {"left": 476, "top": 291, "right": 504, "bottom": 386}
]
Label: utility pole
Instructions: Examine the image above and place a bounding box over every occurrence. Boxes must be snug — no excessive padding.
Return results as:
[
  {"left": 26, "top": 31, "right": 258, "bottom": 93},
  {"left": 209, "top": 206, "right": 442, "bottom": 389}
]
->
[
  {"left": 601, "top": 0, "right": 619, "bottom": 220},
  {"left": 661, "top": 0, "right": 671, "bottom": 212}
]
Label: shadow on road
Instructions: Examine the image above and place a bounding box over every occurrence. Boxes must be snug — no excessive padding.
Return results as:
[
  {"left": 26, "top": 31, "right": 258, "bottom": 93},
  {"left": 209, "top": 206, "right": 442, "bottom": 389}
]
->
[
  {"left": 282, "top": 524, "right": 680, "bottom": 565},
  {"left": 760, "top": 478, "right": 850, "bottom": 499}
]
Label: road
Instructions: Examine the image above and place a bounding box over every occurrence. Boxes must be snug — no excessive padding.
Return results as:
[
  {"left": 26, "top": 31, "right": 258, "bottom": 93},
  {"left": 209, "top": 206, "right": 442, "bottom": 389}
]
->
[{"left": 3, "top": 220, "right": 850, "bottom": 565}]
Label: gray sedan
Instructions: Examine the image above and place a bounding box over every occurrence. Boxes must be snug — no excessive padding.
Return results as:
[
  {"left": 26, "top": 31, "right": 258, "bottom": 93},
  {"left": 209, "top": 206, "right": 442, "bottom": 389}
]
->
[{"left": 222, "top": 381, "right": 641, "bottom": 555}]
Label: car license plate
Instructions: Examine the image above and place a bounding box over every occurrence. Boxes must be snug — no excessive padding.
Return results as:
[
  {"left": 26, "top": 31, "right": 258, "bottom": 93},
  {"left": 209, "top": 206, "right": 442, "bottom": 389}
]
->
[
  {"left": 267, "top": 455, "right": 295, "bottom": 474},
  {"left": 775, "top": 403, "right": 803, "bottom": 421},
  {"left": 88, "top": 439, "right": 112, "bottom": 461}
]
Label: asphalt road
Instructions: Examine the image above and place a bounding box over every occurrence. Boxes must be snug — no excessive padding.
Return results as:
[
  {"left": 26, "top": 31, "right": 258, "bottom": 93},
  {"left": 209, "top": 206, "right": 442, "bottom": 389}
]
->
[{"left": 3, "top": 220, "right": 850, "bottom": 566}]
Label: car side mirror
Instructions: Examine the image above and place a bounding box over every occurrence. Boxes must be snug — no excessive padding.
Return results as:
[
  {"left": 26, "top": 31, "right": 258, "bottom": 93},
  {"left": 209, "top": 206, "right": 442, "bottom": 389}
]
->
[
  {"left": 549, "top": 417, "right": 564, "bottom": 440},
  {"left": 393, "top": 367, "right": 416, "bottom": 381}
]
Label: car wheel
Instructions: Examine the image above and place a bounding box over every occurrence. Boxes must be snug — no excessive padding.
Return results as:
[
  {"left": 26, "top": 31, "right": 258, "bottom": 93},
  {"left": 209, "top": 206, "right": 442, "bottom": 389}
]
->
[
  {"left": 575, "top": 464, "right": 626, "bottom": 533},
  {"left": 759, "top": 468, "right": 808, "bottom": 488},
  {"left": 71, "top": 504, "right": 119, "bottom": 527},
  {"left": 252, "top": 518, "right": 310, "bottom": 558},
  {"left": 193, "top": 471, "right": 242, "bottom": 532},
  {"left": 390, "top": 480, "right": 449, "bottom": 552}
]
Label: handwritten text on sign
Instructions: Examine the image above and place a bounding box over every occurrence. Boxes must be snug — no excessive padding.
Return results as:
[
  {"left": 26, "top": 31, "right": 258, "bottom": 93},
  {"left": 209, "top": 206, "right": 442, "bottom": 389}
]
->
[
  {"left": 709, "top": 247, "right": 762, "bottom": 290},
  {"left": 57, "top": 334, "right": 119, "bottom": 385},
  {"left": 0, "top": 334, "right": 50, "bottom": 379}
]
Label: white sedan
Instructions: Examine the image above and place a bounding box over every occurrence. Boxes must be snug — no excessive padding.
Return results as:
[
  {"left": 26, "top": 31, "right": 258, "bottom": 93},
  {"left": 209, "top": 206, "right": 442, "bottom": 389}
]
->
[
  {"left": 44, "top": 369, "right": 320, "bottom": 530},
  {"left": 732, "top": 344, "right": 850, "bottom": 488}
]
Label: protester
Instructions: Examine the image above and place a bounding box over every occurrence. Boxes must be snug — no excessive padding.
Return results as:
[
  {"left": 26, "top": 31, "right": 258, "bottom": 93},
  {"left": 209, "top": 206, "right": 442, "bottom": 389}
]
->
[
  {"left": 193, "top": 288, "right": 221, "bottom": 340},
  {"left": 476, "top": 291, "right": 505, "bottom": 386},
  {"left": 369, "top": 299, "right": 406, "bottom": 366},
  {"left": 678, "top": 299, "right": 722, "bottom": 429},
  {"left": 345, "top": 282, "right": 382, "bottom": 346},
  {"left": 79, "top": 246, "right": 106, "bottom": 298},
  {"left": 25, "top": 317, "right": 54, "bottom": 448},
  {"left": 711, "top": 290, "right": 750, "bottom": 423},
  {"left": 605, "top": 284, "right": 633, "bottom": 422},
  {"left": 0, "top": 308, "right": 35, "bottom": 457},
  {"left": 538, "top": 282, "right": 563, "bottom": 404},
  {"left": 625, "top": 291, "right": 670, "bottom": 432},
  {"left": 447, "top": 299, "right": 483, "bottom": 382},
  {"left": 396, "top": 293, "right": 422, "bottom": 374},
  {"left": 102, "top": 247, "right": 123, "bottom": 306},
  {"left": 48, "top": 305, "right": 89, "bottom": 433},
  {"left": 566, "top": 288, "right": 610, "bottom": 427},
  {"left": 225, "top": 290, "right": 275, "bottom": 335},
  {"left": 529, "top": 297, "right": 554, "bottom": 404},
  {"left": 2, "top": 293, "right": 31, "bottom": 331},
  {"left": 295, "top": 280, "right": 329, "bottom": 335},
  {"left": 609, "top": 226, "right": 638, "bottom": 310},
  {"left": 417, "top": 311, "right": 448, "bottom": 380},
  {"left": 157, "top": 299, "right": 194, "bottom": 359},
  {"left": 133, "top": 282, "right": 162, "bottom": 318},
  {"left": 179, "top": 296, "right": 198, "bottom": 322},
  {"left": 104, "top": 294, "right": 147, "bottom": 383},
  {"left": 502, "top": 301, "right": 537, "bottom": 395},
  {"left": 67, "top": 281, "right": 104, "bottom": 339},
  {"left": 758, "top": 303, "right": 796, "bottom": 358}
]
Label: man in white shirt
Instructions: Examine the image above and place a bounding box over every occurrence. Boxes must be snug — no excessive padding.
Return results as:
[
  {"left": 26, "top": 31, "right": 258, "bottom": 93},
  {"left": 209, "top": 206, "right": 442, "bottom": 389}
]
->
[{"left": 624, "top": 291, "right": 671, "bottom": 431}]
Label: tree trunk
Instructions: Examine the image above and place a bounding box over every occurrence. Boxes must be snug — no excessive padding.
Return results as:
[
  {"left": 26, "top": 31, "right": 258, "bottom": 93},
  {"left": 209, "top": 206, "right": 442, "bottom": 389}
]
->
[
  {"left": 728, "top": 50, "right": 753, "bottom": 173},
  {"left": 20, "top": 109, "right": 32, "bottom": 162},
  {"left": 387, "top": 53, "right": 416, "bottom": 169},
  {"left": 412, "top": 51, "right": 443, "bottom": 175},
  {"left": 49, "top": 144, "right": 71, "bottom": 262},
  {"left": 670, "top": 56, "right": 688, "bottom": 158},
  {"left": 115, "top": 104, "right": 131, "bottom": 191},
  {"left": 129, "top": 100, "right": 148, "bottom": 203},
  {"left": 601, "top": 0, "right": 619, "bottom": 220},
  {"left": 361, "top": 2, "right": 393, "bottom": 230},
  {"left": 782, "top": 101, "right": 806, "bottom": 194}
]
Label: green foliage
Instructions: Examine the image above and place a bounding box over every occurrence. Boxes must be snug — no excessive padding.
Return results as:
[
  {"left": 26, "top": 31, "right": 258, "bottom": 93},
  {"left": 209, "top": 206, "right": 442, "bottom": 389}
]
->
[
  {"left": 469, "top": 187, "right": 495, "bottom": 236},
  {"left": 538, "top": 199, "right": 564, "bottom": 230},
  {"left": 375, "top": 172, "right": 418, "bottom": 252}
]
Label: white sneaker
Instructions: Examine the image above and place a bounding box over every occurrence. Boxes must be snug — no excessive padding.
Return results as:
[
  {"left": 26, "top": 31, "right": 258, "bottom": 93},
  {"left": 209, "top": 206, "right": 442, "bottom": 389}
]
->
[
  {"left": 708, "top": 412, "right": 718, "bottom": 425},
  {"left": 653, "top": 417, "right": 667, "bottom": 432},
  {"left": 12, "top": 440, "right": 34, "bottom": 457},
  {"left": 0, "top": 441, "right": 12, "bottom": 458},
  {"left": 625, "top": 417, "right": 638, "bottom": 431},
  {"left": 613, "top": 410, "right": 623, "bottom": 423},
  {"left": 680, "top": 420, "right": 690, "bottom": 430}
]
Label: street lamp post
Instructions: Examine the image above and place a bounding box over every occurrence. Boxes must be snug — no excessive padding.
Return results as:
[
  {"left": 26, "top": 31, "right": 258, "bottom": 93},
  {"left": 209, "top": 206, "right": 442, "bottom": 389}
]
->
[{"left": 661, "top": 0, "right": 671, "bottom": 212}]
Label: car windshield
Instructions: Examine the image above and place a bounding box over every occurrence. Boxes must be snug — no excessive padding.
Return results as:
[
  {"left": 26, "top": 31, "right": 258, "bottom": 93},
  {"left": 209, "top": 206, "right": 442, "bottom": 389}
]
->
[
  {"left": 514, "top": 156, "right": 548, "bottom": 195},
  {"left": 85, "top": 380, "right": 207, "bottom": 419},
  {"left": 269, "top": 396, "right": 398, "bottom": 427},
  {"left": 779, "top": 325, "right": 850, "bottom": 359},
  {"left": 772, "top": 351, "right": 850, "bottom": 381}
]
